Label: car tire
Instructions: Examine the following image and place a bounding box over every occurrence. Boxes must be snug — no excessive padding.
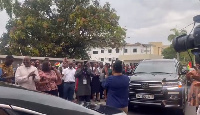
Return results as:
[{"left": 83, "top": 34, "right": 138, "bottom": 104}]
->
[{"left": 179, "top": 88, "right": 186, "bottom": 115}]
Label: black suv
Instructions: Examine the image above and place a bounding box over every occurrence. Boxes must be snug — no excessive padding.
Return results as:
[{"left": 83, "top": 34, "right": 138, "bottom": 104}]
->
[{"left": 129, "top": 59, "right": 187, "bottom": 113}]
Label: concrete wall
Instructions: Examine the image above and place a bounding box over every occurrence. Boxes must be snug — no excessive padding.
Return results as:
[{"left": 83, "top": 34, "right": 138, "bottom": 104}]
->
[
  {"left": 149, "top": 42, "right": 163, "bottom": 56},
  {"left": 0, "top": 58, "right": 63, "bottom": 68}
]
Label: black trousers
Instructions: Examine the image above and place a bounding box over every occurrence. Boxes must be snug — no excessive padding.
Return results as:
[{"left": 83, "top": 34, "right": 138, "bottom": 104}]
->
[
  {"left": 79, "top": 95, "right": 90, "bottom": 102},
  {"left": 100, "top": 82, "right": 104, "bottom": 99},
  {"left": 44, "top": 90, "right": 58, "bottom": 96},
  {"left": 58, "top": 80, "right": 64, "bottom": 98}
]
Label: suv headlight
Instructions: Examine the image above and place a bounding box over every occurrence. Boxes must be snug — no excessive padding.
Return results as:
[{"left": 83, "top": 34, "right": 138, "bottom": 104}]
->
[{"left": 162, "top": 81, "right": 182, "bottom": 88}]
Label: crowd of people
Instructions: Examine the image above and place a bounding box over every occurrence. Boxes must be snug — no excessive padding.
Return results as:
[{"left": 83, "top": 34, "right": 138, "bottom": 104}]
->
[
  {"left": 0, "top": 55, "right": 131, "bottom": 114},
  {"left": 4, "top": 55, "right": 200, "bottom": 114}
]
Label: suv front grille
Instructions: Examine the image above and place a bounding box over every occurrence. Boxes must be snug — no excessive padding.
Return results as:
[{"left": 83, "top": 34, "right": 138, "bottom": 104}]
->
[{"left": 129, "top": 81, "right": 165, "bottom": 102}]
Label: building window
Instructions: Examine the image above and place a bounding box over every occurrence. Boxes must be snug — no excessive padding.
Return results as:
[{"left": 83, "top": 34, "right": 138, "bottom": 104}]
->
[
  {"left": 116, "top": 48, "right": 119, "bottom": 53},
  {"left": 124, "top": 49, "right": 128, "bottom": 53},
  {"left": 108, "top": 49, "right": 112, "bottom": 53},
  {"left": 101, "top": 50, "right": 104, "bottom": 53},
  {"left": 133, "top": 49, "right": 137, "bottom": 53},
  {"left": 101, "top": 58, "right": 104, "bottom": 61},
  {"left": 93, "top": 51, "right": 98, "bottom": 54},
  {"left": 109, "top": 58, "right": 112, "bottom": 61}
]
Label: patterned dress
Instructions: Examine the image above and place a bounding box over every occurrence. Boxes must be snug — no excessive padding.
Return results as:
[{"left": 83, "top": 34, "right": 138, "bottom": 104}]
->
[
  {"left": 187, "top": 70, "right": 200, "bottom": 107},
  {"left": 0, "top": 63, "right": 14, "bottom": 83},
  {"left": 37, "top": 70, "right": 61, "bottom": 92}
]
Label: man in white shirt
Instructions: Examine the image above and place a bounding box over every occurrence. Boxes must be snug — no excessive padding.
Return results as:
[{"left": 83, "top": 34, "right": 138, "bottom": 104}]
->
[
  {"left": 15, "top": 56, "right": 40, "bottom": 90},
  {"left": 62, "top": 62, "right": 76, "bottom": 101}
]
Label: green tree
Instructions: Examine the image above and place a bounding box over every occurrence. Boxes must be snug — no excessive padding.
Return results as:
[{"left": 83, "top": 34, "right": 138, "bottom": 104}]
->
[
  {"left": 162, "top": 28, "right": 192, "bottom": 65},
  {"left": 0, "top": 0, "right": 126, "bottom": 59},
  {"left": 0, "top": 0, "right": 13, "bottom": 18},
  {"left": 167, "top": 28, "right": 187, "bottom": 42},
  {"left": 162, "top": 45, "right": 176, "bottom": 59}
]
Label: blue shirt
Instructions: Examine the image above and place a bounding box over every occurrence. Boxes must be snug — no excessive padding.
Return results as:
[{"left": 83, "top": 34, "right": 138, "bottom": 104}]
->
[{"left": 102, "top": 75, "right": 129, "bottom": 108}]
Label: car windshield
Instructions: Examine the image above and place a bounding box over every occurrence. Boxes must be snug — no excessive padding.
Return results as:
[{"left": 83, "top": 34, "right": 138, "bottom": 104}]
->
[{"left": 134, "top": 61, "right": 176, "bottom": 74}]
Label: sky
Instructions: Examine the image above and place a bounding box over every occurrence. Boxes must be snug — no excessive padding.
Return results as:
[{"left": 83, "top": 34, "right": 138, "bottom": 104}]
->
[
  {"left": 99, "top": 0, "right": 200, "bottom": 45},
  {"left": 0, "top": 0, "right": 200, "bottom": 45}
]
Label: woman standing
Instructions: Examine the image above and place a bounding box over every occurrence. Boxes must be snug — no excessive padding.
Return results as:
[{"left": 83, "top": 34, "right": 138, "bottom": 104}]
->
[
  {"left": 75, "top": 63, "right": 82, "bottom": 102},
  {"left": 103, "top": 63, "right": 112, "bottom": 101},
  {"left": 187, "top": 65, "right": 200, "bottom": 106},
  {"left": 58, "top": 61, "right": 68, "bottom": 98},
  {"left": 186, "top": 56, "right": 200, "bottom": 115},
  {"left": 91, "top": 63, "right": 100, "bottom": 102},
  {"left": 37, "top": 61, "right": 61, "bottom": 96}
]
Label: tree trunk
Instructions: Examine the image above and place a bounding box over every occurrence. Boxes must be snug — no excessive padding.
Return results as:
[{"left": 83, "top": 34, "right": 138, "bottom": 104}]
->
[{"left": 177, "top": 52, "right": 180, "bottom": 61}]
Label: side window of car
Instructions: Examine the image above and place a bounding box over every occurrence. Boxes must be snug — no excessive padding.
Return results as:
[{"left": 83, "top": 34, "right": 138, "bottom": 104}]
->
[{"left": 0, "top": 108, "right": 9, "bottom": 115}]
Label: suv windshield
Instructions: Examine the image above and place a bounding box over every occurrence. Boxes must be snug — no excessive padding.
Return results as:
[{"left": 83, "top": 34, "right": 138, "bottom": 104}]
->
[{"left": 134, "top": 61, "right": 176, "bottom": 74}]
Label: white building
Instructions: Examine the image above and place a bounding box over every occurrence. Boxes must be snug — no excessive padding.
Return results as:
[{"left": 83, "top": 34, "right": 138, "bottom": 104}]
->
[{"left": 87, "top": 42, "right": 158, "bottom": 64}]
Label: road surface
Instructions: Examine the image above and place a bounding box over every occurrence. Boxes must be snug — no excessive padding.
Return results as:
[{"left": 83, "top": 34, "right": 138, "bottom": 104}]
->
[
  {"left": 128, "top": 104, "right": 196, "bottom": 115},
  {"left": 93, "top": 100, "right": 196, "bottom": 115}
]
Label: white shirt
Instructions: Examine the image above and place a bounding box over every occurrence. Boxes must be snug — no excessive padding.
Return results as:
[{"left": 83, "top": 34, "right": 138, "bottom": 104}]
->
[
  {"left": 15, "top": 65, "right": 40, "bottom": 90},
  {"left": 62, "top": 68, "right": 76, "bottom": 82}
]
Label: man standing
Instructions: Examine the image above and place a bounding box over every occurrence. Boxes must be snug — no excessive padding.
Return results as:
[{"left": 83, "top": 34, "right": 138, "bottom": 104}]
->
[
  {"left": 62, "top": 62, "right": 76, "bottom": 101},
  {"left": 98, "top": 62, "right": 105, "bottom": 99},
  {"left": 15, "top": 56, "right": 40, "bottom": 90},
  {"left": 102, "top": 60, "right": 129, "bottom": 114},
  {"left": 35, "top": 60, "right": 41, "bottom": 70},
  {"left": 75, "top": 61, "right": 93, "bottom": 102},
  {"left": 0, "top": 55, "right": 14, "bottom": 83}
]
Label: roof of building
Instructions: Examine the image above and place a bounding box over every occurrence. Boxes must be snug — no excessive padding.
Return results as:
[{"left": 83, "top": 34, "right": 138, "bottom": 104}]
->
[
  {"left": 142, "top": 59, "right": 177, "bottom": 62},
  {"left": 118, "top": 54, "right": 163, "bottom": 61},
  {"left": 0, "top": 55, "right": 83, "bottom": 62},
  {"left": 126, "top": 42, "right": 156, "bottom": 47},
  {"left": 126, "top": 43, "right": 142, "bottom": 46}
]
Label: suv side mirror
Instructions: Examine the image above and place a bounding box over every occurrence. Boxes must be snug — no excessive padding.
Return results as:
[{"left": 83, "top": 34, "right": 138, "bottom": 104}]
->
[{"left": 180, "top": 69, "right": 187, "bottom": 75}]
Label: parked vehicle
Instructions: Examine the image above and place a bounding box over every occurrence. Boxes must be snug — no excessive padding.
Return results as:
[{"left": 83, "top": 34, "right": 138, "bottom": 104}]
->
[
  {"left": 0, "top": 82, "right": 125, "bottom": 115},
  {"left": 129, "top": 59, "right": 187, "bottom": 114}
]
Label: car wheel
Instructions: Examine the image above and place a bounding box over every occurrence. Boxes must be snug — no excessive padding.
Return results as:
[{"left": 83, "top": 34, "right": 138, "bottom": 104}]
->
[{"left": 180, "top": 89, "right": 186, "bottom": 115}]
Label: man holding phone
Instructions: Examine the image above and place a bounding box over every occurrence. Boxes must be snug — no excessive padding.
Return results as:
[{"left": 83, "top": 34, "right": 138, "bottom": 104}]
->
[{"left": 15, "top": 56, "right": 40, "bottom": 90}]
